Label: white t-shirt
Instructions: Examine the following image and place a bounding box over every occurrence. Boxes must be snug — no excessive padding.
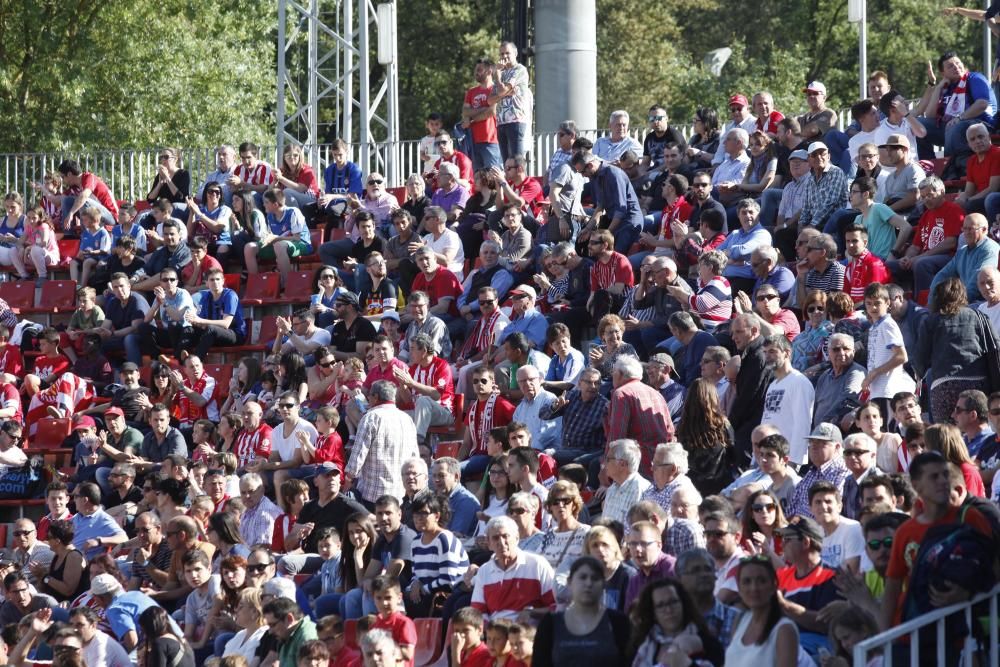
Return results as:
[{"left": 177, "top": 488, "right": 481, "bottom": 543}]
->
[
  {"left": 282, "top": 327, "right": 331, "bottom": 354},
  {"left": 83, "top": 631, "right": 132, "bottom": 667},
  {"left": 760, "top": 370, "right": 815, "bottom": 464},
  {"left": 848, "top": 128, "right": 881, "bottom": 164},
  {"left": 866, "top": 315, "right": 916, "bottom": 399},
  {"left": 821, "top": 518, "right": 865, "bottom": 570},
  {"left": 979, "top": 301, "right": 1000, "bottom": 336},
  {"left": 423, "top": 230, "right": 466, "bottom": 281},
  {"left": 874, "top": 118, "right": 920, "bottom": 168},
  {"left": 272, "top": 419, "right": 319, "bottom": 463}
]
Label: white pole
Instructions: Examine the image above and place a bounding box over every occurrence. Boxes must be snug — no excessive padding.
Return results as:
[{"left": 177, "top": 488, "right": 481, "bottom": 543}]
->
[
  {"left": 859, "top": 0, "right": 868, "bottom": 100},
  {"left": 986, "top": 0, "right": 994, "bottom": 81}
]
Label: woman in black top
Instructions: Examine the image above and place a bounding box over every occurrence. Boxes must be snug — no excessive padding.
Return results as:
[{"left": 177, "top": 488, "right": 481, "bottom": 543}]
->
[
  {"left": 457, "top": 169, "right": 500, "bottom": 260},
  {"left": 31, "top": 519, "right": 86, "bottom": 602},
  {"left": 139, "top": 605, "right": 195, "bottom": 667},
  {"left": 145, "top": 148, "right": 191, "bottom": 205},
  {"left": 533, "top": 557, "right": 630, "bottom": 667},
  {"left": 401, "top": 173, "right": 431, "bottom": 228}
]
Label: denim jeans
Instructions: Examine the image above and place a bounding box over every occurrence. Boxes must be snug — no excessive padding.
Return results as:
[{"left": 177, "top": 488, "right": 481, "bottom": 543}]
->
[
  {"left": 611, "top": 223, "right": 641, "bottom": 254},
  {"left": 472, "top": 142, "right": 503, "bottom": 171},
  {"left": 497, "top": 123, "right": 528, "bottom": 162},
  {"left": 62, "top": 196, "right": 116, "bottom": 228},
  {"left": 101, "top": 333, "right": 143, "bottom": 366}
]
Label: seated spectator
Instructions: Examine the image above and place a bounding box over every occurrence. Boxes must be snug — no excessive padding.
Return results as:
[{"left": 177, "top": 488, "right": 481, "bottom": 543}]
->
[
  {"left": 629, "top": 578, "right": 724, "bottom": 667},
  {"left": 726, "top": 557, "right": 803, "bottom": 665},
  {"left": 98, "top": 272, "right": 150, "bottom": 366},
  {"left": 813, "top": 334, "right": 865, "bottom": 431},
  {"left": 183, "top": 235, "right": 225, "bottom": 293},
  {"left": 0, "top": 571, "right": 57, "bottom": 626},
  {"left": 245, "top": 188, "right": 313, "bottom": 278},
  {"left": 877, "top": 134, "right": 922, "bottom": 217},
  {"left": 776, "top": 516, "right": 841, "bottom": 656},
  {"left": 957, "top": 123, "right": 1000, "bottom": 217},
  {"left": 849, "top": 176, "right": 911, "bottom": 262},
  {"left": 676, "top": 378, "right": 736, "bottom": 494},
  {"left": 788, "top": 423, "right": 851, "bottom": 519},
  {"left": 71, "top": 482, "right": 127, "bottom": 560},
  {"left": 511, "top": 365, "right": 561, "bottom": 451},
  {"left": 930, "top": 213, "right": 999, "bottom": 303},
  {"left": 796, "top": 232, "right": 845, "bottom": 305},
  {"left": 532, "top": 557, "right": 630, "bottom": 666},
  {"left": 407, "top": 493, "right": 469, "bottom": 617},
  {"left": 470, "top": 515, "right": 556, "bottom": 620},
  {"left": 431, "top": 457, "right": 481, "bottom": 537},
  {"left": 187, "top": 268, "right": 247, "bottom": 360},
  {"left": 886, "top": 176, "right": 963, "bottom": 298},
  {"left": 809, "top": 480, "right": 864, "bottom": 573},
  {"left": 539, "top": 368, "right": 607, "bottom": 469},
  {"left": 127, "top": 512, "right": 173, "bottom": 594},
  {"left": 718, "top": 198, "right": 771, "bottom": 296},
  {"left": 622, "top": 520, "right": 675, "bottom": 612},
  {"left": 751, "top": 245, "right": 795, "bottom": 303},
  {"left": 605, "top": 356, "right": 674, "bottom": 474}
]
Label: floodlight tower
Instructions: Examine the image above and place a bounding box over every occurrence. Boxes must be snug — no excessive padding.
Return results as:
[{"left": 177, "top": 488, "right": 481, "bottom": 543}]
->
[{"left": 276, "top": 0, "right": 400, "bottom": 183}]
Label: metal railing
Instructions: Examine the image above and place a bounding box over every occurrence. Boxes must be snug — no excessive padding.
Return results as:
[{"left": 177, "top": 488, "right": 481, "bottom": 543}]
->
[
  {"left": 852, "top": 583, "right": 1000, "bottom": 667},
  {"left": 0, "top": 106, "right": 861, "bottom": 203}
]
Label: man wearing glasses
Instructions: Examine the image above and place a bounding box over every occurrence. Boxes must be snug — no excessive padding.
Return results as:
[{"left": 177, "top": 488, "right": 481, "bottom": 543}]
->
[
  {"left": 797, "top": 141, "right": 850, "bottom": 235},
  {"left": 127, "top": 512, "right": 172, "bottom": 594},
  {"left": 11, "top": 519, "right": 53, "bottom": 587},
  {"left": 131, "top": 220, "right": 192, "bottom": 294},
  {"left": 71, "top": 482, "right": 127, "bottom": 560},
  {"left": 795, "top": 232, "right": 845, "bottom": 306},
  {"left": 137, "top": 267, "right": 196, "bottom": 361},
  {"left": 239, "top": 472, "right": 284, "bottom": 553},
  {"left": 584, "top": 229, "right": 634, "bottom": 321},
  {"left": 426, "top": 131, "right": 473, "bottom": 192}
]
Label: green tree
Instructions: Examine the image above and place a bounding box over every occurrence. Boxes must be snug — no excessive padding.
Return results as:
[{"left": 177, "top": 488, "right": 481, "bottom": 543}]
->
[{"left": 0, "top": 0, "right": 276, "bottom": 152}]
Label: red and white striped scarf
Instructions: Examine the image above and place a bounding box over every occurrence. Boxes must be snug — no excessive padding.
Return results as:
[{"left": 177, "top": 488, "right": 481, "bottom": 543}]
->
[
  {"left": 460, "top": 309, "right": 502, "bottom": 358},
  {"left": 470, "top": 392, "right": 499, "bottom": 453}
]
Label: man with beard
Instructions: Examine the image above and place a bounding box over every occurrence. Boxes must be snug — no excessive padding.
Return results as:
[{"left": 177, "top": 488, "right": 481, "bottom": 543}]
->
[
  {"left": 728, "top": 313, "right": 774, "bottom": 464},
  {"left": 462, "top": 58, "right": 502, "bottom": 171}
]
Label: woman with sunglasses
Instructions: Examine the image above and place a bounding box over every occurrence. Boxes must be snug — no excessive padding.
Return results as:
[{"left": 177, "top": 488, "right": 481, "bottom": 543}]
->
[
  {"left": 740, "top": 489, "right": 788, "bottom": 569},
  {"left": 683, "top": 107, "right": 721, "bottom": 174},
  {"left": 629, "top": 578, "right": 724, "bottom": 666},
  {"left": 185, "top": 183, "right": 234, "bottom": 264},
  {"left": 792, "top": 290, "right": 833, "bottom": 371},
  {"left": 506, "top": 491, "right": 544, "bottom": 552},
  {"left": 536, "top": 481, "right": 589, "bottom": 603},
  {"left": 726, "top": 557, "right": 799, "bottom": 667},
  {"left": 149, "top": 361, "right": 182, "bottom": 423},
  {"left": 311, "top": 265, "right": 348, "bottom": 329}
]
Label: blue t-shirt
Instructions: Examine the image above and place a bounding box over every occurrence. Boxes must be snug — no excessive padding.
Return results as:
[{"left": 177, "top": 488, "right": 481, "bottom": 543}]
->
[
  {"left": 944, "top": 71, "right": 997, "bottom": 125},
  {"left": 72, "top": 509, "right": 126, "bottom": 559},
  {"left": 195, "top": 288, "right": 247, "bottom": 338},
  {"left": 107, "top": 590, "right": 183, "bottom": 642},
  {"left": 80, "top": 227, "right": 112, "bottom": 260},
  {"left": 0, "top": 214, "right": 24, "bottom": 248},
  {"left": 266, "top": 207, "right": 311, "bottom": 247},
  {"left": 323, "top": 162, "right": 364, "bottom": 196},
  {"left": 545, "top": 348, "right": 586, "bottom": 384},
  {"left": 112, "top": 223, "right": 147, "bottom": 252}
]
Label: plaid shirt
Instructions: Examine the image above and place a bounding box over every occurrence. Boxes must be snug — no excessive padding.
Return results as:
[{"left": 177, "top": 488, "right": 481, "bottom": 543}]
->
[
  {"left": 777, "top": 174, "right": 809, "bottom": 221},
  {"left": 540, "top": 388, "right": 608, "bottom": 453},
  {"left": 240, "top": 496, "right": 283, "bottom": 547},
  {"left": 603, "top": 473, "right": 652, "bottom": 525},
  {"left": 787, "top": 456, "right": 852, "bottom": 519},
  {"left": 641, "top": 474, "right": 696, "bottom": 515},
  {"left": 704, "top": 599, "right": 742, "bottom": 648},
  {"left": 799, "top": 164, "right": 849, "bottom": 228},
  {"left": 605, "top": 379, "right": 675, "bottom": 474},
  {"left": 665, "top": 518, "right": 705, "bottom": 556},
  {"left": 347, "top": 403, "right": 420, "bottom": 503}
]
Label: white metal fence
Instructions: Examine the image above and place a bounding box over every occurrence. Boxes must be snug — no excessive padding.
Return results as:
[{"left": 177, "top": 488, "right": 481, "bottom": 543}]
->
[
  {"left": 852, "top": 584, "right": 1000, "bottom": 667},
  {"left": 0, "top": 107, "right": 857, "bottom": 203}
]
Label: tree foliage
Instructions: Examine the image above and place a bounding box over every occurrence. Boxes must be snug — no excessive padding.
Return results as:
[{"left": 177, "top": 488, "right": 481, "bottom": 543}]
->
[{"left": 0, "top": 0, "right": 275, "bottom": 152}]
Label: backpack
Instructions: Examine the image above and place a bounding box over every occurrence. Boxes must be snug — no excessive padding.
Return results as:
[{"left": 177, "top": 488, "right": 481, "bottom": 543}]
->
[{"left": 902, "top": 505, "right": 998, "bottom": 649}]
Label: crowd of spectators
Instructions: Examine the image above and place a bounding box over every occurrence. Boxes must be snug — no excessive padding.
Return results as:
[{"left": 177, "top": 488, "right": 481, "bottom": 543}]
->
[{"left": 1, "top": 35, "right": 1000, "bottom": 667}]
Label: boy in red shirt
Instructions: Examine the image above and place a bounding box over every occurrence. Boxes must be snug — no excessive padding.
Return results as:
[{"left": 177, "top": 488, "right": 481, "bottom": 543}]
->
[
  {"left": 451, "top": 606, "right": 492, "bottom": 667},
  {"left": 370, "top": 575, "right": 417, "bottom": 667},
  {"left": 485, "top": 619, "right": 515, "bottom": 667},
  {"left": 880, "top": 451, "right": 993, "bottom": 630},
  {"left": 318, "top": 615, "right": 362, "bottom": 667},
  {"left": 507, "top": 623, "right": 534, "bottom": 667}
]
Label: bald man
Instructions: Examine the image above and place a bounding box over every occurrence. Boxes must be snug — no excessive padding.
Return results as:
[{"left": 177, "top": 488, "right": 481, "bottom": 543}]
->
[
  {"left": 928, "top": 212, "right": 999, "bottom": 303},
  {"left": 977, "top": 266, "right": 1000, "bottom": 331}
]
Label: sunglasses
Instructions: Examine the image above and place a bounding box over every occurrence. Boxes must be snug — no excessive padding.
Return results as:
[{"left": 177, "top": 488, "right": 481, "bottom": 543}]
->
[
  {"left": 548, "top": 497, "right": 572, "bottom": 507},
  {"left": 751, "top": 503, "right": 775, "bottom": 513},
  {"left": 367, "top": 179, "right": 383, "bottom": 185},
  {"left": 277, "top": 403, "right": 297, "bottom": 409},
  {"left": 844, "top": 448, "right": 874, "bottom": 457},
  {"left": 206, "top": 190, "right": 222, "bottom": 196},
  {"left": 478, "top": 299, "right": 495, "bottom": 306},
  {"left": 318, "top": 360, "right": 335, "bottom": 368},
  {"left": 247, "top": 563, "right": 273, "bottom": 573},
  {"left": 12, "top": 530, "right": 34, "bottom": 537},
  {"left": 807, "top": 306, "right": 825, "bottom": 314},
  {"left": 866, "top": 536, "right": 893, "bottom": 550},
  {"left": 319, "top": 273, "right": 335, "bottom": 279},
  {"left": 434, "top": 140, "right": 449, "bottom": 146},
  {"left": 756, "top": 294, "right": 779, "bottom": 301},
  {"left": 507, "top": 508, "right": 529, "bottom": 516},
  {"left": 160, "top": 277, "right": 177, "bottom": 283}
]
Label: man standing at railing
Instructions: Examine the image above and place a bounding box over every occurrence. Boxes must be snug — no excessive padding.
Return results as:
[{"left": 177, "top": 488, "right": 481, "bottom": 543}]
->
[
  {"left": 489, "top": 42, "right": 533, "bottom": 164},
  {"left": 879, "top": 451, "right": 993, "bottom": 634},
  {"left": 57, "top": 159, "right": 119, "bottom": 232},
  {"left": 463, "top": 59, "right": 502, "bottom": 172}
]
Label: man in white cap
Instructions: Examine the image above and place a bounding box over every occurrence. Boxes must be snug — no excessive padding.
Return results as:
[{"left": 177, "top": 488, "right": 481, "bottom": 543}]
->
[
  {"left": 797, "top": 141, "right": 850, "bottom": 232},
  {"left": 786, "top": 423, "right": 851, "bottom": 519},
  {"left": 90, "top": 572, "right": 180, "bottom": 651},
  {"left": 798, "top": 81, "right": 836, "bottom": 142}
]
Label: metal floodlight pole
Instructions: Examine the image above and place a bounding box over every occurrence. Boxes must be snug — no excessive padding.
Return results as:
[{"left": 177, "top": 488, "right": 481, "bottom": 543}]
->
[
  {"left": 848, "top": 0, "right": 867, "bottom": 101},
  {"left": 986, "top": 0, "right": 994, "bottom": 81},
  {"left": 276, "top": 0, "right": 399, "bottom": 181}
]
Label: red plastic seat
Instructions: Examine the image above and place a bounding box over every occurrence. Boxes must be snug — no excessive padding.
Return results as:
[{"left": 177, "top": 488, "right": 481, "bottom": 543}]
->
[
  {"left": 256, "top": 315, "right": 279, "bottom": 349},
  {"left": 243, "top": 272, "right": 281, "bottom": 306},
  {"left": 223, "top": 273, "right": 241, "bottom": 292},
  {"left": 414, "top": 618, "right": 443, "bottom": 667},
  {"left": 282, "top": 270, "right": 314, "bottom": 304},
  {"left": 428, "top": 394, "right": 465, "bottom": 440},
  {"left": 55, "top": 238, "right": 80, "bottom": 266},
  {"left": 0, "top": 280, "right": 36, "bottom": 312},
  {"left": 328, "top": 227, "right": 347, "bottom": 241},
  {"left": 30, "top": 417, "right": 71, "bottom": 449},
  {"left": 434, "top": 441, "right": 462, "bottom": 460},
  {"left": 204, "top": 364, "right": 233, "bottom": 389},
  {"left": 35, "top": 280, "right": 77, "bottom": 312}
]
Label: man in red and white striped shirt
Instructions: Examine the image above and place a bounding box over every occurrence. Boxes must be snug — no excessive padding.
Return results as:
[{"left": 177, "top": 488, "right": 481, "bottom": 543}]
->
[
  {"left": 233, "top": 401, "right": 273, "bottom": 471},
  {"left": 228, "top": 141, "right": 275, "bottom": 194},
  {"left": 470, "top": 515, "right": 556, "bottom": 621},
  {"left": 174, "top": 356, "right": 220, "bottom": 430},
  {"left": 843, "top": 224, "right": 890, "bottom": 304}
]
